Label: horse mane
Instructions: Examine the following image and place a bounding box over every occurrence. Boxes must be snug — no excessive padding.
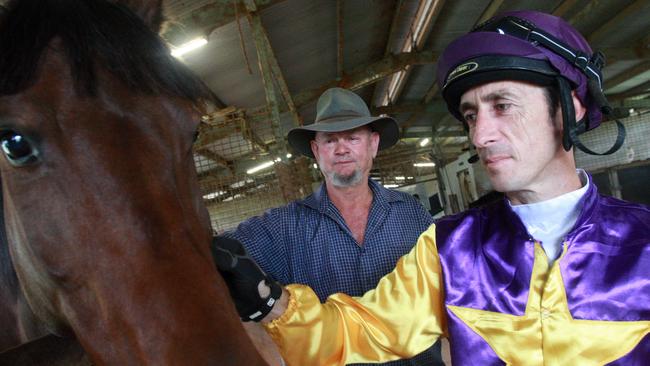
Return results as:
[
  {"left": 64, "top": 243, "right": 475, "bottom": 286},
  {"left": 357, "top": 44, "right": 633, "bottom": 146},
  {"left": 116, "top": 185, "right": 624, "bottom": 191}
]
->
[{"left": 0, "top": 0, "right": 214, "bottom": 103}]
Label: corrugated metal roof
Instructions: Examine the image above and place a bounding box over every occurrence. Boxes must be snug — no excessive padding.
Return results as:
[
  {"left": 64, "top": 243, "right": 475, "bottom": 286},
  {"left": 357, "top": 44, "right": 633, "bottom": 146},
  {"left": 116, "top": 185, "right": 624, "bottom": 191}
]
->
[{"left": 161, "top": 0, "right": 650, "bottom": 171}]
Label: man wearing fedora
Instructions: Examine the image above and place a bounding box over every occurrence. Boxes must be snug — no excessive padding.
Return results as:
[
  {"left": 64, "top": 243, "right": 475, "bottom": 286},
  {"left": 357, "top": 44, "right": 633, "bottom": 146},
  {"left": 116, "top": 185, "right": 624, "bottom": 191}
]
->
[{"left": 219, "top": 87, "right": 443, "bottom": 365}]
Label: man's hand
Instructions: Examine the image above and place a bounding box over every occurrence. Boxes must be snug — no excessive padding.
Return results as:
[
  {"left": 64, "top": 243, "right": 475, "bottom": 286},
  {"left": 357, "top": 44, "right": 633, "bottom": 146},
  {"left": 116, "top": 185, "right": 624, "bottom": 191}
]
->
[{"left": 211, "top": 236, "right": 283, "bottom": 322}]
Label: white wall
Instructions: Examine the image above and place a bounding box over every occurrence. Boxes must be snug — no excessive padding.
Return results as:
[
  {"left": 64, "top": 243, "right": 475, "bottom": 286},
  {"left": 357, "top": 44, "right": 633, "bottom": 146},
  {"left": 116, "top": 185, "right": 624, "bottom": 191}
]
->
[
  {"left": 395, "top": 174, "right": 442, "bottom": 216},
  {"left": 440, "top": 151, "right": 481, "bottom": 213}
]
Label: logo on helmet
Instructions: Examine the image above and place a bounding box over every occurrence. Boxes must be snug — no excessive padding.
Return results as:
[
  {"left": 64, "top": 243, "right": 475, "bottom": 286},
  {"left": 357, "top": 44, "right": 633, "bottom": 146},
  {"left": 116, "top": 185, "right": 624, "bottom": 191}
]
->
[{"left": 446, "top": 62, "right": 479, "bottom": 84}]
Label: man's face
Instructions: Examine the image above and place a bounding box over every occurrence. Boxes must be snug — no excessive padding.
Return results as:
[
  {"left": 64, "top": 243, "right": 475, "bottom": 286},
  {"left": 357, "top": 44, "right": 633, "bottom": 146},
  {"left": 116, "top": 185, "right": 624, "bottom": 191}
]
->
[
  {"left": 310, "top": 126, "right": 379, "bottom": 188},
  {"left": 459, "top": 80, "right": 566, "bottom": 194}
]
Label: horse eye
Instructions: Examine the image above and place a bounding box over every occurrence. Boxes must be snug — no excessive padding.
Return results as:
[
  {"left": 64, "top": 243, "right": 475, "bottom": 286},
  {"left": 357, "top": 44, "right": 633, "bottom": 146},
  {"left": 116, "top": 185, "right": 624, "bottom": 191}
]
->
[{"left": 0, "top": 131, "right": 38, "bottom": 166}]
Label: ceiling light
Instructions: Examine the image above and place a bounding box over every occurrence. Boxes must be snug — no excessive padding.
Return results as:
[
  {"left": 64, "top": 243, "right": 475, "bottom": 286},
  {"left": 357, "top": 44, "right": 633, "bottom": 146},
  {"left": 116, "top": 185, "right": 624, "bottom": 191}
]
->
[
  {"left": 413, "top": 162, "right": 435, "bottom": 167},
  {"left": 384, "top": 184, "right": 399, "bottom": 188},
  {"left": 202, "top": 191, "right": 226, "bottom": 200},
  {"left": 395, "top": 176, "right": 406, "bottom": 180},
  {"left": 171, "top": 37, "right": 208, "bottom": 57},
  {"left": 419, "top": 138, "right": 431, "bottom": 147},
  {"left": 247, "top": 161, "right": 275, "bottom": 175},
  {"left": 286, "top": 153, "right": 292, "bottom": 158},
  {"left": 378, "top": 0, "right": 439, "bottom": 107}
]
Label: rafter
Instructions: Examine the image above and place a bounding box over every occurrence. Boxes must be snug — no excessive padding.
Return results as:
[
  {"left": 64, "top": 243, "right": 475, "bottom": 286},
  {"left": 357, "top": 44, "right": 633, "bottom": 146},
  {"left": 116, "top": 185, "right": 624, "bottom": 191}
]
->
[
  {"left": 244, "top": 1, "right": 287, "bottom": 154},
  {"left": 607, "top": 79, "right": 650, "bottom": 101},
  {"left": 162, "top": 0, "right": 285, "bottom": 45},
  {"left": 293, "top": 50, "right": 438, "bottom": 107},
  {"left": 371, "top": 0, "right": 405, "bottom": 105},
  {"left": 402, "top": 129, "right": 464, "bottom": 138},
  {"left": 566, "top": 1, "right": 601, "bottom": 27},
  {"left": 195, "top": 108, "right": 270, "bottom": 156},
  {"left": 602, "top": 46, "right": 650, "bottom": 63},
  {"left": 588, "top": 0, "right": 647, "bottom": 44},
  {"left": 604, "top": 60, "right": 650, "bottom": 90},
  {"left": 552, "top": 0, "right": 581, "bottom": 17},
  {"left": 244, "top": 0, "right": 302, "bottom": 129},
  {"left": 372, "top": 101, "right": 446, "bottom": 115},
  {"left": 195, "top": 148, "right": 233, "bottom": 171},
  {"left": 336, "top": 0, "right": 344, "bottom": 80},
  {"left": 475, "top": 0, "right": 505, "bottom": 26}
]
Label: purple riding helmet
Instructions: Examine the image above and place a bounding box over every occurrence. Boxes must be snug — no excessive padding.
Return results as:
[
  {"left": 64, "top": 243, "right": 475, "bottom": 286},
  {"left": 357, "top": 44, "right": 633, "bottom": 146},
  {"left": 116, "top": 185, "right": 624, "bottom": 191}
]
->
[{"left": 437, "top": 10, "right": 625, "bottom": 155}]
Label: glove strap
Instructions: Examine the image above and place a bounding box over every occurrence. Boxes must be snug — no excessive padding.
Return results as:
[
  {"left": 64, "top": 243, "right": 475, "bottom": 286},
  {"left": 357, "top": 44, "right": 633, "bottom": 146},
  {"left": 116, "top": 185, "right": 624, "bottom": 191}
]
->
[{"left": 245, "top": 278, "right": 282, "bottom": 322}]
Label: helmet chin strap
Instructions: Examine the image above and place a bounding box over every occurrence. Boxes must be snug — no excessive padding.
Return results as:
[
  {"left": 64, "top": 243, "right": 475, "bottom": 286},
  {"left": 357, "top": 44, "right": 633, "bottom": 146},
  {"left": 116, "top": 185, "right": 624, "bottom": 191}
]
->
[{"left": 557, "top": 76, "right": 626, "bottom": 155}]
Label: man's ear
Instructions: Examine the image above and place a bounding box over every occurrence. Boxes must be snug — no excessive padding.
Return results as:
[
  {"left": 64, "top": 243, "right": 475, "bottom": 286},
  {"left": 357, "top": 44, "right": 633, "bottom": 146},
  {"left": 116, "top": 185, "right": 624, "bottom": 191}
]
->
[
  {"left": 310, "top": 140, "right": 320, "bottom": 161},
  {"left": 370, "top": 131, "right": 380, "bottom": 159},
  {"left": 572, "top": 90, "right": 587, "bottom": 122}
]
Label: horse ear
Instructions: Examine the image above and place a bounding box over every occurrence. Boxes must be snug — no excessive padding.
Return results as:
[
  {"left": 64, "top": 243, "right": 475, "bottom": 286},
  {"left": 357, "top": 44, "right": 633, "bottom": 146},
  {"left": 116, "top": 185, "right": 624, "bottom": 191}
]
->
[{"left": 116, "top": 0, "right": 165, "bottom": 32}]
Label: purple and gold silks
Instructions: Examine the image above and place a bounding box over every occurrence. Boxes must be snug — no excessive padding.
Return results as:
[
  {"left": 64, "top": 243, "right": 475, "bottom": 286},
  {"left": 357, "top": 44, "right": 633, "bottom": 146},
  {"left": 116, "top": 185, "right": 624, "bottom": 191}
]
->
[
  {"left": 265, "top": 177, "right": 650, "bottom": 365},
  {"left": 437, "top": 179, "right": 650, "bottom": 365}
]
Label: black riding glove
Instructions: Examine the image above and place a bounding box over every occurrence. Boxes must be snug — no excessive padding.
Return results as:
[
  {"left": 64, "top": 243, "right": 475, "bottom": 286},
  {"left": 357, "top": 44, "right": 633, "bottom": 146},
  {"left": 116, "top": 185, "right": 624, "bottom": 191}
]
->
[{"left": 211, "top": 236, "right": 282, "bottom": 322}]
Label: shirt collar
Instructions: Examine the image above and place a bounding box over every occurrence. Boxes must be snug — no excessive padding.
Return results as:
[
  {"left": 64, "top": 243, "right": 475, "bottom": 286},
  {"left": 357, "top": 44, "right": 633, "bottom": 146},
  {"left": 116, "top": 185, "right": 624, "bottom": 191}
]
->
[{"left": 508, "top": 169, "right": 589, "bottom": 221}]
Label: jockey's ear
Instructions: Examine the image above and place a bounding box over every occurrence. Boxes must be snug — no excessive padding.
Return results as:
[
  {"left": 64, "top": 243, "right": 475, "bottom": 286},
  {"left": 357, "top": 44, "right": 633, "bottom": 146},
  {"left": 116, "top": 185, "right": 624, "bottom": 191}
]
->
[{"left": 116, "top": 0, "right": 164, "bottom": 32}]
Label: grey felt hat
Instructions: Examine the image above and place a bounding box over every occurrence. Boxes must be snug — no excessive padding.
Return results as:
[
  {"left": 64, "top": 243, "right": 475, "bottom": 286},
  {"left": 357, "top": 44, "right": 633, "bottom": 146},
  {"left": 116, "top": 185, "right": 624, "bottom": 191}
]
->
[{"left": 287, "top": 88, "right": 399, "bottom": 158}]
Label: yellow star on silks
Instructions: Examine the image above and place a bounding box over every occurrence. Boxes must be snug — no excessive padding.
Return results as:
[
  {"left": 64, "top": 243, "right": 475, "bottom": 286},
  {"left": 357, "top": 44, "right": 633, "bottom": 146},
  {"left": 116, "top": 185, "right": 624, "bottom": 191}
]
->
[{"left": 448, "top": 243, "right": 650, "bottom": 365}]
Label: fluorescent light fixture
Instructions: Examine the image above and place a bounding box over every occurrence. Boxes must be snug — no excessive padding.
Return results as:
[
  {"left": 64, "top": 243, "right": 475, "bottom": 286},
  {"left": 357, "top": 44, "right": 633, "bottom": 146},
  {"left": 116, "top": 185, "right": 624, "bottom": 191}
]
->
[
  {"left": 419, "top": 138, "right": 431, "bottom": 147},
  {"left": 379, "top": 0, "right": 439, "bottom": 106},
  {"left": 407, "top": 176, "right": 414, "bottom": 179},
  {"left": 313, "top": 163, "right": 318, "bottom": 169},
  {"left": 246, "top": 161, "right": 275, "bottom": 175},
  {"left": 202, "top": 191, "right": 226, "bottom": 200},
  {"left": 286, "top": 153, "right": 292, "bottom": 158},
  {"left": 395, "top": 176, "right": 406, "bottom": 180},
  {"left": 229, "top": 178, "right": 255, "bottom": 189},
  {"left": 384, "top": 184, "right": 399, "bottom": 188},
  {"left": 171, "top": 37, "right": 208, "bottom": 57},
  {"left": 274, "top": 157, "right": 282, "bottom": 162},
  {"left": 413, "top": 162, "right": 436, "bottom": 167},
  {"left": 223, "top": 193, "right": 243, "bottom": 202}
]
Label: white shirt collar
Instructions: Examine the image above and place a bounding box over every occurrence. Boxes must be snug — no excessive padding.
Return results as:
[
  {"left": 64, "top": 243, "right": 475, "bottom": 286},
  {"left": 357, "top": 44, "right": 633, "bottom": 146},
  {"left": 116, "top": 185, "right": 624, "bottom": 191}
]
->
[{"left": 508, "top": 169, "right": 589, "bottom": 262}]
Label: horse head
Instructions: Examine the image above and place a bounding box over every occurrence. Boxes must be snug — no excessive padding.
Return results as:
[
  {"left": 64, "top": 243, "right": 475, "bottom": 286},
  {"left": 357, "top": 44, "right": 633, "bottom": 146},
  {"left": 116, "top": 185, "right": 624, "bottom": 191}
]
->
[{"left": 0, "top": 0, "right": 267, "bottom": 364}]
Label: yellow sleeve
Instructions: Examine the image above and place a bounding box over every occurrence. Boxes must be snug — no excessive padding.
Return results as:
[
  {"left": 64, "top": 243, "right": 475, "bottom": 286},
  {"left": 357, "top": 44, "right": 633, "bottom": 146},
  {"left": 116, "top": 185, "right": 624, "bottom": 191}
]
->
[{"left": 263, "top": 224, "right": 446, "bottom": 366}]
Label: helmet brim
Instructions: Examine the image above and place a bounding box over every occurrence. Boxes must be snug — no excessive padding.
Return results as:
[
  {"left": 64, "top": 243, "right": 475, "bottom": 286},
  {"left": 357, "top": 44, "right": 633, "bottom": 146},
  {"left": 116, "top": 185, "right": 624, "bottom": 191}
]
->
[{"left": 441, "top": 55, "right": 559, "bottom": 122}]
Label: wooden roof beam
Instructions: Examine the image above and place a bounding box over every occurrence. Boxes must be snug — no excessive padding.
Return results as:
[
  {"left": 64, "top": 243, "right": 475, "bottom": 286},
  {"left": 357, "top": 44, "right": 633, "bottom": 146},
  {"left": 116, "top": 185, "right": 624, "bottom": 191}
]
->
[
  {"left": 370, "top": 0, "right": 405, "bottom": 104},
  {"left": 245, "top": 0, "right": 302, "bottom": 129},
  {"left": 603, "top": 46, "right": 650, "bottom": 64},
  {"left": 607, "top": 80, "right": 650, "bottom": 101},
  {"left": 162, "top": 0, "right": 284, "bottom": 45},
  {"left": 588, "top": 0, "right": 647, "bottom": 44},
  {"left": 552, "top": 0, "right": 581, "bottom": 17},
  {"left": 195, "top": 148, "right": 232, "bottom": 167},
  {"left": 475, "top": 0, "right": 505, "bottom": 26},
  {"left": 293, "top": 50, "right": 438, "bottom": 108},
  {"left": 604, "top": 60, "right": 650, "bottom": 90},
  {"left": 566, "top": 1, "right": 600, "bottom": 27}
]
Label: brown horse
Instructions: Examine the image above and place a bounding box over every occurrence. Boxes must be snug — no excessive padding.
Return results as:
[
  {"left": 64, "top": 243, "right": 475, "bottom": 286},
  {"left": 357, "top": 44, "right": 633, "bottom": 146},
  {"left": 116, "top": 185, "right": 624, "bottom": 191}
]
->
[{"left": 0, "top": 0, "right": 269, "bottom": 364}]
